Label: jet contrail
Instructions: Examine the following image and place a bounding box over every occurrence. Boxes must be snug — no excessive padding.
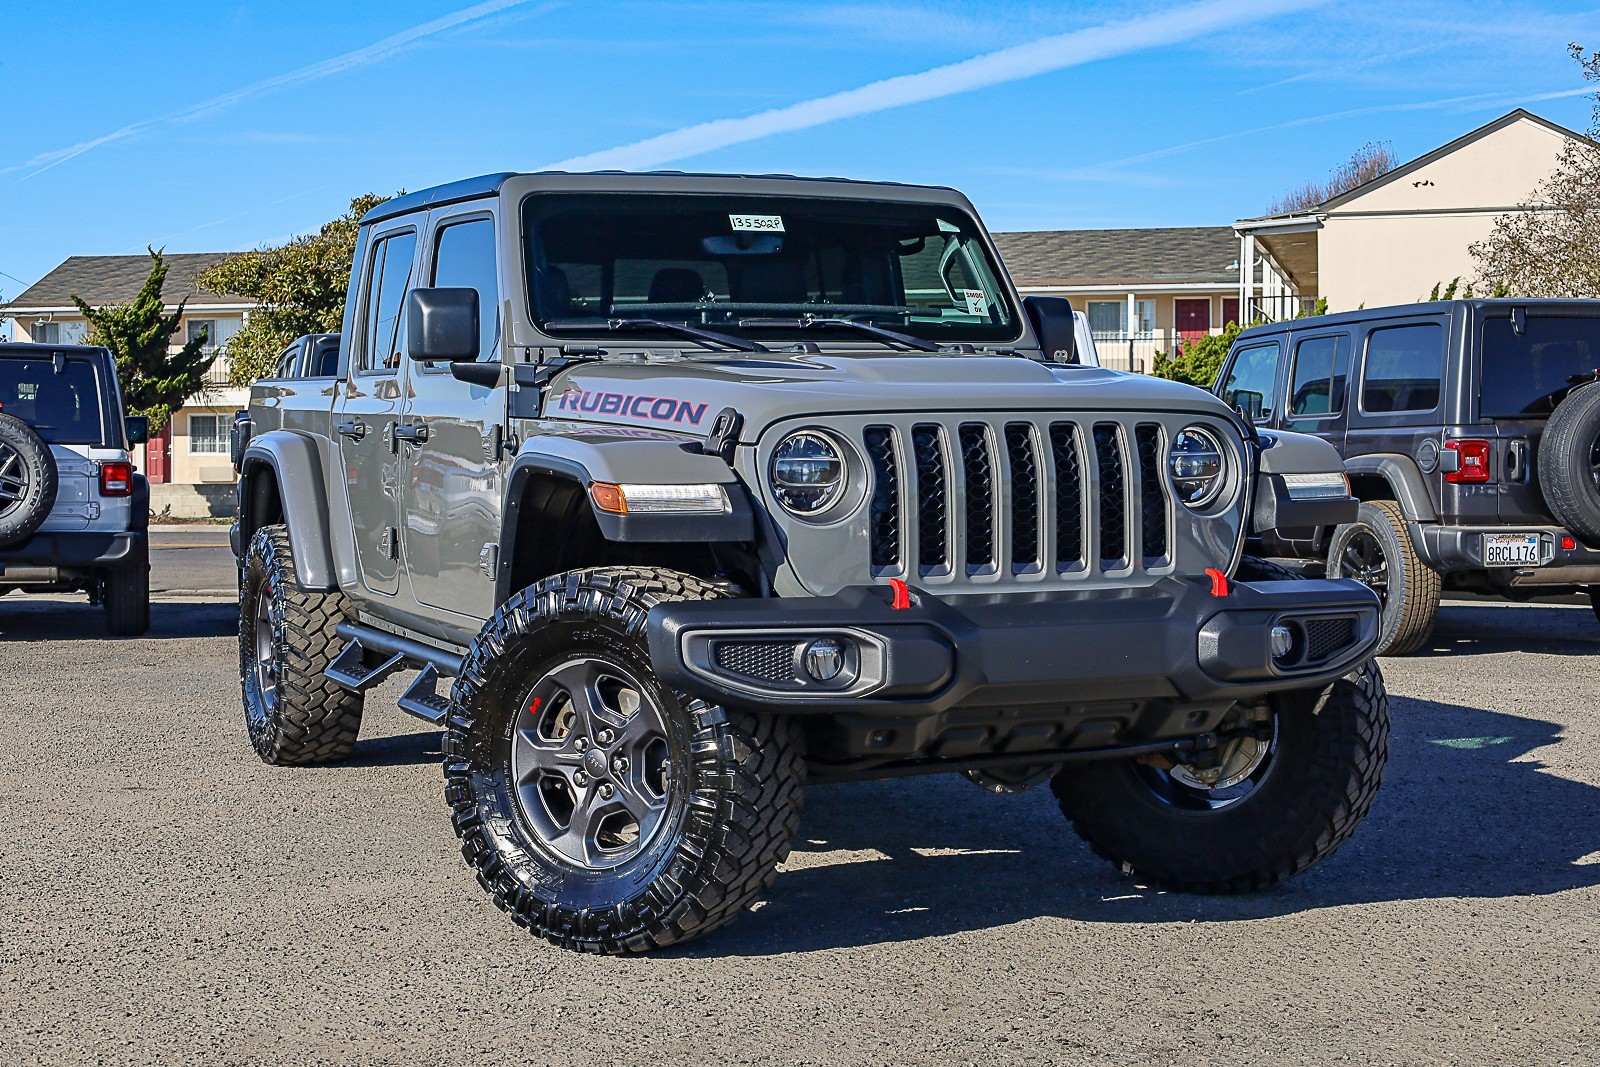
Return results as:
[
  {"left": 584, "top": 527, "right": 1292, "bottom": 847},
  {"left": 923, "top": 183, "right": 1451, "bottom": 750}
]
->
[
  {"left": 7, "top": 0, "right": 554, "bottom": 180},
  {"left": 544, "top": 0, "right": 1333, "bottom": 172}
]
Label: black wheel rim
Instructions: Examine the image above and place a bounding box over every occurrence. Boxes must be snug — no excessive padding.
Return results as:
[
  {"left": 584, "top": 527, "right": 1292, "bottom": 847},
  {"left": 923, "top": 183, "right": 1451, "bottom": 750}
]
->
[
  {"left": 1336, "top": 527, "right": 1390, "bottom": 606},
  {"left": 0, "top": 440, "right": 27, "bottom": 516},
  {"left": 1588, "top": 432, "right": 1600, "bottom": 495},
  {"left": 510, "top": 657, "right": 672, "bottom": 871},
  {"left": 1134, "top": 710, "right": 1278, "bottom": 811}
]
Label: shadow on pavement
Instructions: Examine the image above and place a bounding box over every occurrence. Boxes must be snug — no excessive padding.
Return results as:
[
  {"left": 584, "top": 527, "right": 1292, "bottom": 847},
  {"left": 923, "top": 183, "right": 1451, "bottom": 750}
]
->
[
  {"left": 347, "top": 730, "right": 443, "bottom": 767},
  {"left": 689, "top": 692, "right": 1597, "bottom": 958},
  {"left": 0, "top": 598, "right": 238, "bottom": 641},
  {"left": 1413, "top": 602, "right": 1600, "bottom": 658}
]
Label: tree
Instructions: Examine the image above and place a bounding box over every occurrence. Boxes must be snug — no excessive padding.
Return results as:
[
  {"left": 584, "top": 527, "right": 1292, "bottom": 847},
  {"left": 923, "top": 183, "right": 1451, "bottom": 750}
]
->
[
  {"left": 72, "top": 249, "right": 215, "bottom": 432},
  {"left": 1151, "top": 321, "right": 1243, "bottom": 388},
  {"left": 1471, "top": 45, "right": 1600, "bottom": 296},
  {"left": 200, "top": 192, "right": 393, "bottom": 386},
  {"left": 1267, "top": 141, "right": 1396, "bottom": 216}
]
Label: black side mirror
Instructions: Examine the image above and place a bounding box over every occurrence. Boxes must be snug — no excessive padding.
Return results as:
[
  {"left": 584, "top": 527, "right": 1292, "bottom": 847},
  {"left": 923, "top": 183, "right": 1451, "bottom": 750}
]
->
[
  {"left": 449, "top": 361, "right": 504, "bottom": 387},
  {"left": 124, "top": 416, "right": 150, "bottom": 445},
  {"left": 407, "top": 287, "right": 479, "bottom": 362},
  {"left": 1023, "top": 295, "right": 1078, "bottom": 362}
]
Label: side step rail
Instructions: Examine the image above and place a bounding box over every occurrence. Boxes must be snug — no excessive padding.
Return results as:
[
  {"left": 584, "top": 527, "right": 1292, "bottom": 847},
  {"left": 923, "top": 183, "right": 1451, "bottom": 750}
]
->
[
  {"left": 397, "top": 665, "right": 452, "bottom": 726},
  {"left": 325, "top": 639, "right": 405, "bottom": 693}
]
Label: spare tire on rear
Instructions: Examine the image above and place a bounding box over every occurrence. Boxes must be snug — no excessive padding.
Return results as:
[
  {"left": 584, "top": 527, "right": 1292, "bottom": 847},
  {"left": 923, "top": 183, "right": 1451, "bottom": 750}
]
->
[
  {"left": 0, "top": 411, "right": 57, "bottom": 549},
  {"left": 1538, "top": 383, "right": 1600, "bottom": 546}
]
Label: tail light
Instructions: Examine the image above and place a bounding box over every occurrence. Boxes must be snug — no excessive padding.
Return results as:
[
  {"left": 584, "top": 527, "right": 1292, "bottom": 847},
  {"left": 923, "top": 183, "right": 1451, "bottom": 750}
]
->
[
  {"left": 1444, "top": 439, "right": 1492, "bottom": 484},
  {"left": 99, "top": 461, "right": 134, "bottom": 496}
]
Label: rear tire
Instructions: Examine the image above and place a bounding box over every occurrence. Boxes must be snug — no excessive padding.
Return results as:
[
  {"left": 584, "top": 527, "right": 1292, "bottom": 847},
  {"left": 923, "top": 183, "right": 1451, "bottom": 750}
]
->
[
  {"left": 1053, "top": 662, "right": 1388, "bottom": 893},
  {"left": 1538, "top": 383, "right": 1600, "bottom": 546},
  {"left": 444, "top": 566, "right": 804, "bottom": 954},
  {"left": 1326, "top": 499, "right": 1440, "bottom": 655},
  {"left": 0, "top": 412, "right": 57, "bottom": 549},
  {"left": 238, "top": 525, "right": 363, "bottom": 764},
  {"left": 103, "top": 554, "right": 149, "bottom": 637}
]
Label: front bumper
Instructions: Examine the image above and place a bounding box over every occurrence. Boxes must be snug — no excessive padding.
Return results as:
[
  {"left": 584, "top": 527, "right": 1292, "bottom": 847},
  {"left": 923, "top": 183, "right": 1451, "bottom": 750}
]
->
[
  {"left": 0, "top": 530, "right": 146, "bottom": 575},
  {"left": 1417, "top": 524, "right": 1600, "bottom": 584},
  {"left": 648, "top": 574, "right": 1380, "bottom": 717}
]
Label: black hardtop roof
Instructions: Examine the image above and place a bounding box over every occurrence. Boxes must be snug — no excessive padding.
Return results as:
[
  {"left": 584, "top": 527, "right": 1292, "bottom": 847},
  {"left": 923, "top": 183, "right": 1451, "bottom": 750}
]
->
[
  {"left": 1237, "top": 298, "right": 1600, "bottom": 340},
  {"left": 361, "top": 170, "right": 963, "bottom": 226},
  {"left": 0, "top": 342, "right": 113, "bottom": 360}
]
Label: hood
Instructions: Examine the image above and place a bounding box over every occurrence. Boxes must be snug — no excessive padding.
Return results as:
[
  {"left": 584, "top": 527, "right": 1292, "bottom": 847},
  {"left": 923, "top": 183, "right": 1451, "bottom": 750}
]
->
[{"left": 541, "top": 351, "right": 1233, "bottom": 441}]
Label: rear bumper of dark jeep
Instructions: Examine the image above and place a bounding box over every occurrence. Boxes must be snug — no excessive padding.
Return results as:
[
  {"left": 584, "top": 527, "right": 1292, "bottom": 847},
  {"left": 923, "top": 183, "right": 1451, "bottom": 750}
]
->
[
  {"left": 1417, "top": 524, "right": 1600, "bottom": 585},
  {"left": 0, "top": 531, "right": 147, "bottom": 576},
  {"left": 647, "top": 576, "right": 1380, "bottom": 765}
]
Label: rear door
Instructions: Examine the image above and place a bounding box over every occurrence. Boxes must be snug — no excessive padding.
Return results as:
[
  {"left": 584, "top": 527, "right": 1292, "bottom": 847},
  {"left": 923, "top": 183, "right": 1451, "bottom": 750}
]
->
[
  {"left": 335, "top": 219, "right": 420, "bottom": 597},
  {"left": 1346, "top": 316, "right": 1451, "bottom": 513},
  {"left": 397, "top": 204, "right": 507, "bottom": 621}
]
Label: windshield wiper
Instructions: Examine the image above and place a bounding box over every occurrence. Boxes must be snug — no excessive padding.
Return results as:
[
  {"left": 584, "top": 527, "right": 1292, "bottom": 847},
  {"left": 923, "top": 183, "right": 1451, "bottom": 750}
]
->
[
  {"left": 543, "top": 317, "right": 763, "bottom": 353},
  {"left": 739, "top": 314, "right": 939, "bottom": 353}
]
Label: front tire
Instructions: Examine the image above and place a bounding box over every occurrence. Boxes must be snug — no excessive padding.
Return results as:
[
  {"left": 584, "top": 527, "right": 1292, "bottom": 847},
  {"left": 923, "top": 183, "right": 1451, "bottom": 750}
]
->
[
  {"left": 1053, "top": 662, "right": 1388, "bottom": 893},
  {"left": 444, "top": 567, "right": 804, "bottom": 954},
  {"left": 1327, "top": 499, "right": 1440, "bottom": 655},
  {"left": 238, "top": 525, "right": 363, "bottom": 764}
]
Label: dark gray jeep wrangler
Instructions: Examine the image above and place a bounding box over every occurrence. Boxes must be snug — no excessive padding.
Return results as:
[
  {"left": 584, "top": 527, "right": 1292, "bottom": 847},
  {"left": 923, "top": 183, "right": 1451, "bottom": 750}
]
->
[{"left": 232, "top": 172, "right": 1389, "bottom": 953}]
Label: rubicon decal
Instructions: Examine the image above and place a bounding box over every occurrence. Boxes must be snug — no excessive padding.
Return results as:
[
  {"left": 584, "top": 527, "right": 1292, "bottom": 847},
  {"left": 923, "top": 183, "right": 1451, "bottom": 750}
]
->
[{"left": 554, "top": 387, "right": 709, "bottom": 426}]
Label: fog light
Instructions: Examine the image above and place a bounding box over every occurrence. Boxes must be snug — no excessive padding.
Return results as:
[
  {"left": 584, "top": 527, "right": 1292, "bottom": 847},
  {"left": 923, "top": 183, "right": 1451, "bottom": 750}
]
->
[
  {"left": 1270, "top": 625, "right": 1294, "bottom": 660},
  {"left": 803, "top": 638, "right": 845, "bottom": 682}
]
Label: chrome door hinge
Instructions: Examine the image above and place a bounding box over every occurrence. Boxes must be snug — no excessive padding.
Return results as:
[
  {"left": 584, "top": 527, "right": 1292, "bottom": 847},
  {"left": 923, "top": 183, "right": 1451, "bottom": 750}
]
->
[
  {"left": 381, "top": 527, "right": 399, "bottom": 559},
  {"left": 479, "top": 543, "right": 499, "bottom": 578}
]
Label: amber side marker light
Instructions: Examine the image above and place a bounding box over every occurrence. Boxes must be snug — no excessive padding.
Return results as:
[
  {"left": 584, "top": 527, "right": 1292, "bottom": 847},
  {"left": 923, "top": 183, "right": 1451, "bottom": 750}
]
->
[{"left": 590, "top": 482, "right": 628, "bottom": 514}]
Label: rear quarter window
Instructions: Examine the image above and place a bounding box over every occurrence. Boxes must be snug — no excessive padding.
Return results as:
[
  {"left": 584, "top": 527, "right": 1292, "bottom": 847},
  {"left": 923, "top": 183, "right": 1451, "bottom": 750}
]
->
[{"left": 1360, "top": 323, "right": 1444, "bottom": 415}]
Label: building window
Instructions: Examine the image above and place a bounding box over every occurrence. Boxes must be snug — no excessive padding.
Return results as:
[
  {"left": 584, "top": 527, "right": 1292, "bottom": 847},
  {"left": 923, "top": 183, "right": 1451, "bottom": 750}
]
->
[
  {"left": 32, "top": 321, "right": 86, "bottom": 345},
  {"left": 188, "top": 413, "right": 228, "bottom": 454},
  {"left": 186, "top": 317, "right": 240, "bottom": 353},
  {"left": 34, "top": 322, "right": 60, "bottom": 344},
  {"left": 1133, "top": 299, "right": 1156, "bottom": 338},
  {"left": 1086, "top": 301, "right": 1127, "bottom": 339}
]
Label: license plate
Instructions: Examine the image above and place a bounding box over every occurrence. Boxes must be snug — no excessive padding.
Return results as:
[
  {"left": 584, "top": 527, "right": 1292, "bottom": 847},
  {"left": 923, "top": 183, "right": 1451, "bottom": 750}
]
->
[{"left": 1483, "top": 533, "right": 1542, "bottom": 567}]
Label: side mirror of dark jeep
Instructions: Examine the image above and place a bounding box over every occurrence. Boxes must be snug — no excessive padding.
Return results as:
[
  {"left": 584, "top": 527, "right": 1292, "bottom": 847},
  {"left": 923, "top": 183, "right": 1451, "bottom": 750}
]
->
[
  {"left": 407, "top": 287, "right": 479, "bottom": 363},
  {"left": 449, "top": 361, "right": 504, "bottom": 387},
  {"left": 124, "top": 416, "right": 150, "bottom": 445},
  {"left": 1023, "top": 295, "right": 1078, "bottom": 363}
]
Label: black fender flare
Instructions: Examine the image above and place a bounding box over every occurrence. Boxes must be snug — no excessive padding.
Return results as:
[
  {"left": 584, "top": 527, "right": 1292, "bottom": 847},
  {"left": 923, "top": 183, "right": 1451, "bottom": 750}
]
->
[
  {"left": 238, "top": 432, "right": 338, "bottom": 590},
  {"left": 1344, "top": 454, "right": 1438, "bottom": 522}
]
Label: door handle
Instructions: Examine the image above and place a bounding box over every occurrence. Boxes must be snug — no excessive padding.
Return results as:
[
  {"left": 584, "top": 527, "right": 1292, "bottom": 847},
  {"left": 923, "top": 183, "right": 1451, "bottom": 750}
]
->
[
  {"left": 393, "top": 422, "right": 430, "bottom": 446},
  {"left": 336, "top": 420, "right": 367, "bottom": 441}
]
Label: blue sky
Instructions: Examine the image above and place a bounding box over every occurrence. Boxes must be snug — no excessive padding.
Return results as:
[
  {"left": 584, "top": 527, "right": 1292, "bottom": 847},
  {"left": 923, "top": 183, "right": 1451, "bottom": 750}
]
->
[{"left": 3, "top": 0, "right": 1599, "bottom": 303}]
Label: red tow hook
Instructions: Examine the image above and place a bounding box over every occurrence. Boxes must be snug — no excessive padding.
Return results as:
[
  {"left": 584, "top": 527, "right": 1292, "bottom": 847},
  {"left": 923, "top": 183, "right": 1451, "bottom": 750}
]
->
[
  {"left": 1205, "top": 568, "right": 1230, "bottom": 597},
  {"left": 887, "top": 578, "right": 912, "bottom": 610}
]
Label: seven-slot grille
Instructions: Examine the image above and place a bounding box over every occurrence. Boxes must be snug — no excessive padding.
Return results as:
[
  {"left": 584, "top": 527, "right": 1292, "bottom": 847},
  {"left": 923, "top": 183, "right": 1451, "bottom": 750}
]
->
[{"left": 863, "top": 418, "right": 1175, "bottom": 580}]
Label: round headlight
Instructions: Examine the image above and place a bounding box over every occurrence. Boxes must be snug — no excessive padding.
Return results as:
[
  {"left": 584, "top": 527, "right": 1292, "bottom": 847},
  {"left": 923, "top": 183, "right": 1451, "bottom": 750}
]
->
[
  {"left": 1169, "top": 427, "right": 1226, "bottom": 508},
  {"left": 771, "top": 431, "right": 846, "bottom": 516}
]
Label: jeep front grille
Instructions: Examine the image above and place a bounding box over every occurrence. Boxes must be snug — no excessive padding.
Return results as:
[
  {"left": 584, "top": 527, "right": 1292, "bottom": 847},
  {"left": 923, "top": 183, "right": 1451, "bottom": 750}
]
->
[{"left": 862, "top": 417, "right": 1185, "bottom": 584}]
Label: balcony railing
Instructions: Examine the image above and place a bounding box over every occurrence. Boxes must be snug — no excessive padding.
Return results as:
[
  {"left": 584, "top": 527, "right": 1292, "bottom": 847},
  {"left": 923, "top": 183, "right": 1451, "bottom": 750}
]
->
[{"left": 1090, "top": 328, "right": 1228, "bottom": 373}]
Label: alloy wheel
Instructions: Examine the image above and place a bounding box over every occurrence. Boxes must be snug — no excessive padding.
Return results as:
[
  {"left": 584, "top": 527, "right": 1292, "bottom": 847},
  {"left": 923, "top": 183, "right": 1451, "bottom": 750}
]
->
[
  {"left": 252, "top": 591, "right": 280, "bottom": 714},
  {"left": 1336, "top": 527, "right": 1390, "bottom": 606},
  {"left": 0, "top": 441, "right": 27, "bottom": 516},
  {"left": 1135, "top": 705, "right": 1278, "bottom": 810}
]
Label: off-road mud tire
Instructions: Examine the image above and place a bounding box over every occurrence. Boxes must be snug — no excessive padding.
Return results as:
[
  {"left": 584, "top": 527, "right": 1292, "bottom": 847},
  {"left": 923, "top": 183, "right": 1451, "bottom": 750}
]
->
[
  {"left": 104, "top": 554, "right": 150, "bottom": 637},
  {"left": 0, "top": 411, "right": 57, "bottom": 549},
  {"left": 1538, "top": 383, "right": 1600, "bottom": 546},
  {"left": 1053, "top": 661, "right": 1388, "bottom": 893},
  {"left": 444, "top": 567, "right": 804, "bottom": 954},
  {"left": 239, "top": 525, "right": 363, "bottom": 764},
  {"left": 1327, "top": 499, "right": 1440, "bottom": 655}
]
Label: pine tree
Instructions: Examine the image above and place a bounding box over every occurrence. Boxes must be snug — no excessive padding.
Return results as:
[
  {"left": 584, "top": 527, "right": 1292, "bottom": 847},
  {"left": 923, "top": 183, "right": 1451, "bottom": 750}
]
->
[{"left": 72, "top": 248, "right": 215, "bottom": 432}]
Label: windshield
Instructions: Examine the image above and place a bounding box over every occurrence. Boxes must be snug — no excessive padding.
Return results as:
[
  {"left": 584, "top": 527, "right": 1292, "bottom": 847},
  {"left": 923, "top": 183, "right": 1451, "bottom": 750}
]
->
[
  {"left": 1481, "top": 313, "right": 1600, "bottom": 417},
  {"left": 522, "top": 193, "right": 1019, "bottom": 346},
  {"left": 0, "top": 355, "right": 108, "bottom": 444}
]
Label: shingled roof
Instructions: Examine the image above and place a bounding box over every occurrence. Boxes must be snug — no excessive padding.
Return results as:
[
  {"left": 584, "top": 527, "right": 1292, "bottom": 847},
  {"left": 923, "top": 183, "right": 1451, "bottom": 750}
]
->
[
  {"left": 992, "top": 226, "right": 1242, "bottom": 288},
  {"left": 1, "top": 253, "right": 249, "bottom": 313}
]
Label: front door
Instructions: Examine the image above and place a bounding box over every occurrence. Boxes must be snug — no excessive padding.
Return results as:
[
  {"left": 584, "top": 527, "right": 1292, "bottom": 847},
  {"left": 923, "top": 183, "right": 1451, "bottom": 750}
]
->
[
  {"left": 335, "top": 223, "right": 419, "bottom": 597},
  {"left": 1176, "top": 299, "right": 1211, "bottom": 341},
  {"left": 399, "top": 208, "right": 506, "bottom": 621}
]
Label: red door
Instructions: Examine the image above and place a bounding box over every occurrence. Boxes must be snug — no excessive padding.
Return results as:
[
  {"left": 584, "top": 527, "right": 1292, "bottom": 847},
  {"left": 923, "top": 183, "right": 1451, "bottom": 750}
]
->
[
  {"left": 1176, "top": 299, "right": 1212, "bottom": 341},
  {"left": 1222, "top": 298, "right": 1240, "bottom": 327},
  {"left": 146, "top": 424, "right": 171, "bottom": 484}
]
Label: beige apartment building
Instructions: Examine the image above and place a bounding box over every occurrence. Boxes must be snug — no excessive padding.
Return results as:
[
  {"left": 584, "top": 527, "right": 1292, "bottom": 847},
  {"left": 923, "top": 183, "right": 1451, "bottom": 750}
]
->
[
  {"left": 1, "top": 253, "right": 251, "bottom": 508},
  {"left": 1235, "top": 108, "right": 1578, "bottom": 318}
]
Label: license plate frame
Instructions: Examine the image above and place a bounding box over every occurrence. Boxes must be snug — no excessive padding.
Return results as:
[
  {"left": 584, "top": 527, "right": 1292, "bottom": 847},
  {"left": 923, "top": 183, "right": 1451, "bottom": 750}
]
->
[{"left": 1483, "top": 533, "right": 1542, "bottom": 567}]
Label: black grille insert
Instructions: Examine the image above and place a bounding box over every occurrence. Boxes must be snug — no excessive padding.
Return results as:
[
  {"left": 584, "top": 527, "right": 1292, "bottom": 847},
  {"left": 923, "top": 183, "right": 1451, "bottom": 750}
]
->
[
  {"left": 911, "top": 424, "right": 949, "bottom": 570},
  {"left": 864, "top": 426, "right": 900, "bottom": 569},
  {"left": 713, "top": 641, "right": 798, "bottom": 684},
  {"left": 959, "top": 424, "right": 995, "bottom": 568},
  {"left": 1135, "top": 424, "right": 1168, "bottom": 560},
  {"left": 1005, "top": 424, "right": 1040, "bottom": 570},
  {"left": 1049, "top": 423, "right": 1084, "bottom": 567},
  {"left": 1093, "top": 423, "right": 1127, "bottom": 565},
  {"left": 1304, "top": 616, "right": 1358, "bottom": 662}
]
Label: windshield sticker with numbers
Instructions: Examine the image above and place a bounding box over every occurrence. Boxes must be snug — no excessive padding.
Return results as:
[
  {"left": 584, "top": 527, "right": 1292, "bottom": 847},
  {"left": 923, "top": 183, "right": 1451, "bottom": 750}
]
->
[{"left": 729, "top": 214, "right": 785, "bottom": 232}]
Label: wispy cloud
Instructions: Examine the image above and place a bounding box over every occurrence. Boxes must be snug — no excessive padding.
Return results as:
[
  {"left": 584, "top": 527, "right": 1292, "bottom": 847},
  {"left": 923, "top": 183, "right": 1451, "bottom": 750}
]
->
[
  {"left": 544, "top": 0, "right": 1333, "bottom": 171},
  {"left": 5, "top": 0, "right": 555, "bottom": 181}
]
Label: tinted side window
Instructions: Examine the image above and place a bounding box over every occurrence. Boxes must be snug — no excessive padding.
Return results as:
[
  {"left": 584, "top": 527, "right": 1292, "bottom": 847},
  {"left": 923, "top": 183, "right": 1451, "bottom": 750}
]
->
[
  {"left": 1361, "top": 323, "right": 1444, "bottom": 414},
  {"left": 430, "top": 219, "right": 500, "bottom": 362},
  {"left": 1219, "top": 342, "right": 1282, "bottom": 422},
  {"left": 1286, "top": 333, "right": 1349, "bottom": 427},
  {"left": 361, "top": 231, "right": 418, "bottom": 372}
]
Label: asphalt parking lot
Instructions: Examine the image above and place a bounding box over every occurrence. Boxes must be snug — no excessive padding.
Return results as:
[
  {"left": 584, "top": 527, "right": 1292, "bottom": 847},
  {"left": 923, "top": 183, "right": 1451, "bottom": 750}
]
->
[{"left": 1, "top": 574, "right": 1597, "bottom": 1064}]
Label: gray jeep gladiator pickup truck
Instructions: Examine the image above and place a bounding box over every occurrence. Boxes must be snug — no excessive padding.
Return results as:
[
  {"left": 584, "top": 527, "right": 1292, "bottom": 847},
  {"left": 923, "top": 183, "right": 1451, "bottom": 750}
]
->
[
  {"left": 233, "top": 171, "right": 1388, "bottom": 953},
  {"left": 0, "top": 342, "right": 150, "bottom": 635}
]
